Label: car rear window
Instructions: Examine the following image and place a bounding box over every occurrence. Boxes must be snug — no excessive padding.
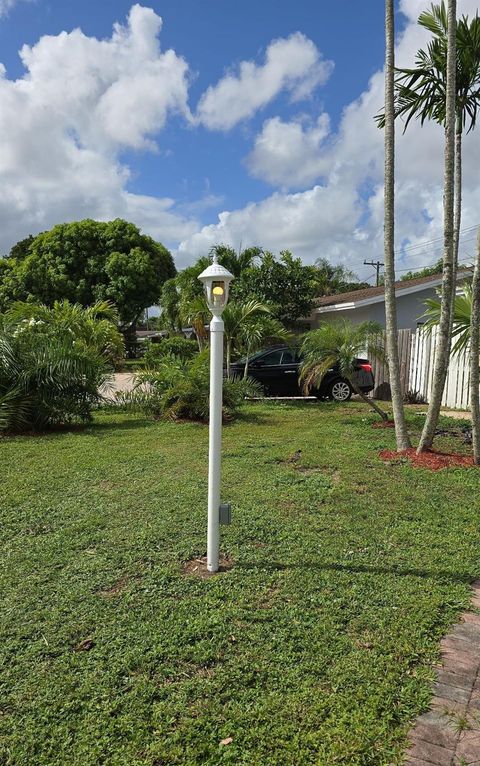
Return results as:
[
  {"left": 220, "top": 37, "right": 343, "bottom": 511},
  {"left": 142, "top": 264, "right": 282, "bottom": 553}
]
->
[
  {"left": 260, "top": 349, "right": 284, "bottom": 365},
  {"left": 281, "top": 350, "right": 295, "bottom": 364}
]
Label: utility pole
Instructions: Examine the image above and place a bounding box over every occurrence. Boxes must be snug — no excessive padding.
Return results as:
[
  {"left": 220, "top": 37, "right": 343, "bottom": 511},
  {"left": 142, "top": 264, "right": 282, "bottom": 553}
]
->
[{"left": 364, "top": 259, "right": 385, "bottom": 286}]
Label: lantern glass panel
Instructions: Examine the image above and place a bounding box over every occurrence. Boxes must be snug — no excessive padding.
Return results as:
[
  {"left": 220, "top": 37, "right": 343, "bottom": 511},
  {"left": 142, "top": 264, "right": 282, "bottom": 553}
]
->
[{"left": 212, "top": 280, "right": 225, "bottom": 308}]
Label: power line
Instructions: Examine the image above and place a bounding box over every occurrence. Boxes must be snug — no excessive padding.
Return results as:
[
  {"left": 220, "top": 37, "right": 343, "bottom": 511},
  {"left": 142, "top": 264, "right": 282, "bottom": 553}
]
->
[
  {"left": 363, "top": 259, "right": 384, "bottom": 286},
  {"left": 349, "top": 223, "right": 480, "bottom": 273}
]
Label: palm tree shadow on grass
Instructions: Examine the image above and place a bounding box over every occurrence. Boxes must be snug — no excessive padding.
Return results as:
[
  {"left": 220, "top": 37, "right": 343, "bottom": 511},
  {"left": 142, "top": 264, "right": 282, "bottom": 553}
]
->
[{"left": 237, "top": 559, "right": 474, "bottom": 585}]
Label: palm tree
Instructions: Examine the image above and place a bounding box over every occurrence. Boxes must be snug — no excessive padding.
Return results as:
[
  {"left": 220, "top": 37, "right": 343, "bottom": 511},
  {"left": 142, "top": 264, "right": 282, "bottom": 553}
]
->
[
  {"left": 158, "top": 278, "right": 182, "bottom": 334},
  {"left": 300, "top": 319, "right": 389, "bottom": 421},
  {"left": 222, "top": 300, "right": 271, "bottom": 378},
  {"left": 236, "top": 316, "right": 292, "bottom": 378},
  {"left": 210, "top": 244, "right": 263, "bottom": 279},
  {"left": 386, "top": 4, "right": 480, "bottom": 271},
  {"left": 422, "top": 278, "right": 475, "bottom": 353},
  {"left": 383, "top": 0, "right": 412, "bottom": 450},
  {"left": 422, "top": 249, "right": 480, "bottom": 464},
  {"left": 179, "top": 295, "right": 210, "bottom": 351},
  {"left": 377, "top": 1, "right": 480, "bottom": 450},
  {"left": 417, "top": 0, "right": 458, "bottom": 452}
]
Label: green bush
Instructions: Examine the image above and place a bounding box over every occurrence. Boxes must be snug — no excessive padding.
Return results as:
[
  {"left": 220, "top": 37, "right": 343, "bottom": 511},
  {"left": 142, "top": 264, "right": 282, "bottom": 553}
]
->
[
  {"left": 122, "top": 350, "right": 263, "bottom": 421},
  {"left": 143, "top": 337, "right": 198, "bottom": 367},
  {"left": 0, "top": 333, "right": 109, "bottom": 433},
  {"left": 0, "top": 301, "right": 116, "bottom": 433}
]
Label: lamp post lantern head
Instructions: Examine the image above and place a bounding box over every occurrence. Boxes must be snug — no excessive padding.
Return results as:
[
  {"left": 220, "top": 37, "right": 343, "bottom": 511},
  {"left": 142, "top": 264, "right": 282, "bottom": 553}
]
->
[{"left": 198, "top": 255, "right": 234, "bottom": 316}]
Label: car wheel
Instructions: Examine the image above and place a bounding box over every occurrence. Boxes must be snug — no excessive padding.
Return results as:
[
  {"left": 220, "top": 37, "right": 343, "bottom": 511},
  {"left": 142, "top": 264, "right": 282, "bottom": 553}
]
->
[{"left": 328, "top": 379, "right": 352, "bottom": 402}]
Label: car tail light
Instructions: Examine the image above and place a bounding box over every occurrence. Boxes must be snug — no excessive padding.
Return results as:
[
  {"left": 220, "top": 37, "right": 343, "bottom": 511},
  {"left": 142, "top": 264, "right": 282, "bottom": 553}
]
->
[{"left": 359, "top": 363, "right": 372, "bottom": 373}]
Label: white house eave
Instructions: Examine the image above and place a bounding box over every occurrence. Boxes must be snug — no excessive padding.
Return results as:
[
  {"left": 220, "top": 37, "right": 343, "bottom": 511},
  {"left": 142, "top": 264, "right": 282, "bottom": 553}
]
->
[{"left": 314, "top": 272, "right": 471, "bottom": 315}]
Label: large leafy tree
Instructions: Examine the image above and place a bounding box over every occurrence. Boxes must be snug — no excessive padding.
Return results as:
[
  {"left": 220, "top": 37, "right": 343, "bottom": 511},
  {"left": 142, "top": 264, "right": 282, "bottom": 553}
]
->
[
  {"left": 0, "top": 219, "right": 176, "bottom": 326},
  {"left": 234, "top": 251, "right": 318, "bottom": 326},
  {"left": 313, "top": 258, "right": 369, "bottom": 296}
]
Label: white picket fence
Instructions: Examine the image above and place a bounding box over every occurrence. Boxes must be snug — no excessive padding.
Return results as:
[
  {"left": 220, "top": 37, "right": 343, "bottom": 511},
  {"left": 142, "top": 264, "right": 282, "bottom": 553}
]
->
[
  {"left": 409, "top": 327, "right": 471, "bottom": 410},
  {"left": 369, "top": 327, "right": 472, "bottom": 409}
]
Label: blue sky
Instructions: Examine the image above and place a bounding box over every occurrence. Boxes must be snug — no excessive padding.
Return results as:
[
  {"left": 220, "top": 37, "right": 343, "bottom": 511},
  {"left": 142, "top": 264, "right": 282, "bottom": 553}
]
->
[{"left": 0, "top": 0, "right": 479, "bottom": 279}]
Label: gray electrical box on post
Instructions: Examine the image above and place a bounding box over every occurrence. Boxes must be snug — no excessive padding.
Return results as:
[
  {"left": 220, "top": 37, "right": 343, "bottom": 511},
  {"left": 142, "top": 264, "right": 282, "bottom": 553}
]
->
[{"left": 219, "top": 503, "right": 232, "bottom": 525}]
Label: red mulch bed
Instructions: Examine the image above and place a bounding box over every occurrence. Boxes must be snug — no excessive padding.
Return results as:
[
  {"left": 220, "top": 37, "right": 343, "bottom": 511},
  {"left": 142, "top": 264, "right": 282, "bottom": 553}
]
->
[
  {"left": 372, "top": 420, "right": 395, "bottom": 429},
  {"left": 379, "top": 447, "right": 476, "bottom": 470}
]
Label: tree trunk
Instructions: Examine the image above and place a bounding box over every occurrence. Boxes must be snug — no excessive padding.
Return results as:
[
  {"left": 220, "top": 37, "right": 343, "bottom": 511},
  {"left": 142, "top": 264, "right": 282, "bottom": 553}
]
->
[
  {"left": 350, "top": 378, "right": 389, "bottom": 421},
  {"left": 449, "top": 114, "right": 462, "bottom": 339},
  {"left": 383, "top": 0, "right": 411, "bottom": 450},
  {"left": 470, "top": 229, "right": 480, "bottom": 464},
  {"left": 418, "top": 0, "right": 457, "bottom": 453},
  {"left": 243, "top": 354, "right": 250, "bottom": 379}
]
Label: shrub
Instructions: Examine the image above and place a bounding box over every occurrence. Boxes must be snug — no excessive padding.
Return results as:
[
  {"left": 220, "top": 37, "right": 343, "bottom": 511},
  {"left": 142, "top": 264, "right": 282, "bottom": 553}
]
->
[
  {"left": 122, "top": 350, "right": 263, "bottom": 421},
  {"left": 0, "top": 332, "right": 109, "bottom": 432},
  {"left": 143, "top": 337, "right": 198, "bottom": 367},
  {"left": 5, "top": 300, "right": 124, "bottom": 364},
  {"left": 0, "top": 301, "right": 116, "bottom": 433}
]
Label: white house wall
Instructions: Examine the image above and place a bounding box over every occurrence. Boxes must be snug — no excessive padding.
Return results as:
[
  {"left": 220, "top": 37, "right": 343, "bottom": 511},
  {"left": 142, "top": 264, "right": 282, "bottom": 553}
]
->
[{"left": 315, "top": 285, "right": 440, "bottom": 331}]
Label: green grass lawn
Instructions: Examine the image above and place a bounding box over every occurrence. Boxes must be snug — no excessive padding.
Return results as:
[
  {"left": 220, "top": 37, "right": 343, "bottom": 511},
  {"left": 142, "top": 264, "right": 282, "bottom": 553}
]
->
[{"left": 1, "top": 402, "right": 479, "bottom": 766}]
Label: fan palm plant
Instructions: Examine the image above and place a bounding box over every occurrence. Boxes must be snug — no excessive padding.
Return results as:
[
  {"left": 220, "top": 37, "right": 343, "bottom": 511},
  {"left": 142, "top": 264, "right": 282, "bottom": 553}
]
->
[
  {"left": 422, "top": 280, "right": 475, "bottom": 353},
  {"left": 300, "top": 320, "right": 388, "bottom": 421}
]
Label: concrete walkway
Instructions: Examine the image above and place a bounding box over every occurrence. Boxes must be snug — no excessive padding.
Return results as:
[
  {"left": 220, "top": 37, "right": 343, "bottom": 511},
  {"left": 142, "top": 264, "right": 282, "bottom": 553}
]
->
[{"left": 404, "top": 581, "right": 480, "bottom": 765}]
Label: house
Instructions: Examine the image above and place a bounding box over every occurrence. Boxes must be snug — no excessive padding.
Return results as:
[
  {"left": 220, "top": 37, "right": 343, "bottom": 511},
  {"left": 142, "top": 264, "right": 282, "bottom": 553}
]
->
[{"left": 310, "top": 268, "right": 473, "bottom": 331}]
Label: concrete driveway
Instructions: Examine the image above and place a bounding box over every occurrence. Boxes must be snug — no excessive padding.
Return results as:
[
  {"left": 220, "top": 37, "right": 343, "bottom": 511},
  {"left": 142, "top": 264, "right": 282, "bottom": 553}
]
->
[{"left": 100, "top": 372, "right": 136, "bottom": 401}]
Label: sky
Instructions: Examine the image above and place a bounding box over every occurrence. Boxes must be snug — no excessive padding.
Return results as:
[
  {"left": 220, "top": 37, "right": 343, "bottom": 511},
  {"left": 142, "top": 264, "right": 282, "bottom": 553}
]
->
[{"left": 0, "top": 0, "right": 479, "bottom": 283}]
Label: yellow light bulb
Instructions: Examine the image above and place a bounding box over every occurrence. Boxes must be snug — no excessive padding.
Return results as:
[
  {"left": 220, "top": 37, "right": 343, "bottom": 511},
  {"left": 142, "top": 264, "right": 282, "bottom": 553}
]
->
[{"left": 212, "top": 285, "right": 224, "bottom": 296}]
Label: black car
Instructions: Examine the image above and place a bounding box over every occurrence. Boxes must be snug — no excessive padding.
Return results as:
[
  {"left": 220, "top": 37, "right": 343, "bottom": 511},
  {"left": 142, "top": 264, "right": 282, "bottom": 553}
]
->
[{"left": 231, "top": 346, "right": 375, "bottom": 401}]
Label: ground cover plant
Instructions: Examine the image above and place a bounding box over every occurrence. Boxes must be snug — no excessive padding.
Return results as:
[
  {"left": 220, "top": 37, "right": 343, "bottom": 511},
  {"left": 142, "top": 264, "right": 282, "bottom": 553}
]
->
[{"left": 1, "top": 402, "right": 479, "bottom": 765}]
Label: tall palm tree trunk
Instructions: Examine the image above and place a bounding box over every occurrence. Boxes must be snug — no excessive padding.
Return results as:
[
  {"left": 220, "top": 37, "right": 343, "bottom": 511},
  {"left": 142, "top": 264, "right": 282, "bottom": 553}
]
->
[
  {"left": 384, "top": 0, "right": 411, "bottom": 450},
  {"left": 418, "top": 0, "right": 457, "bottom": 453},
  {"left": 449, "top": 114, "right": 462, "bottom": 339},
  {"left": 470, "top": 229, "right": 480, "bottom": 464}
]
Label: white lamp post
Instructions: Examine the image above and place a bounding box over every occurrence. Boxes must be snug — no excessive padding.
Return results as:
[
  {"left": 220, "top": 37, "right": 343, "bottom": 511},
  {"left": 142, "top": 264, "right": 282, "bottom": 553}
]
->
[{"left": 198, "top": 255, "right": 234, "bottom": 572}]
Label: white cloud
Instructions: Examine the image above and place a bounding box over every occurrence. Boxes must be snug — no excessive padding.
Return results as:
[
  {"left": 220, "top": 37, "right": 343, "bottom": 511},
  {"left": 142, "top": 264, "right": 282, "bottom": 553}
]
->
[
  {"left": 196, "top": 33, "right": 333, "bottom": 130},
  {"left": 0, "top": 4, "right": 196, "bottom": 254},
  {"left": 0, "top": 0, "right": 21, "bottom": 17},
  {"left": 246, "top": 113, "right": 330, "bottom": 188},
  {"left": 179, "top": 0, "right": 480, "bottom": 278}
]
